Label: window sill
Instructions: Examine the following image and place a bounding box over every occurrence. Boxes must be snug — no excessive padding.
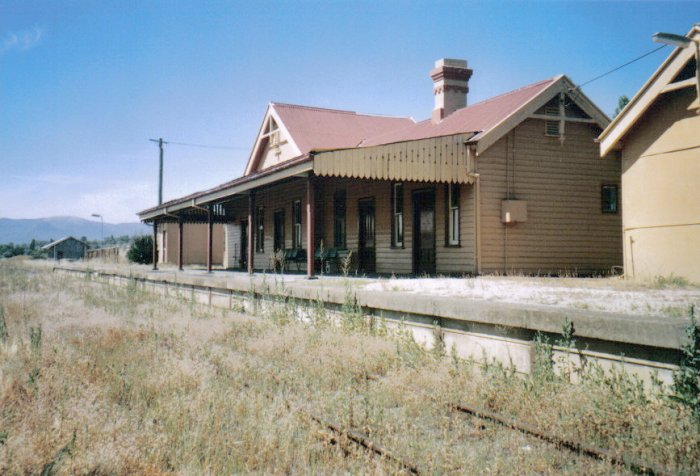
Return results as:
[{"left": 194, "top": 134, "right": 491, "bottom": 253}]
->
[{"left": 444, "top": 243, "right": 461, "bottom": 248}]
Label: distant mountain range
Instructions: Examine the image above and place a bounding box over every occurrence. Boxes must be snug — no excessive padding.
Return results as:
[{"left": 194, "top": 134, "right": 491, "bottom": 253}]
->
[{"left": 0, "top": 216, "right": 150, "bottom": 244}]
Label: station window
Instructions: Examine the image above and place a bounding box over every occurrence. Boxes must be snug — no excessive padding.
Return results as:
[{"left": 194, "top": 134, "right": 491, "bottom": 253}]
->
[
  {"left": 333, "top": 190, "right": 346, "bottom": 248},
  {"left": 391, "top": 183, "right": 404, "bottom": 247},
  {"left": 447, "top": 184, "right": 460, "bottom": 245},
  {"left": 292, "top": 200, "right": 302, "bottom": 249},
  {"left": 602, "top": 184, "right": 618, "bottom": 214},
  {"left": 255, "top": 206, "right": 264, "bottom": 253}
]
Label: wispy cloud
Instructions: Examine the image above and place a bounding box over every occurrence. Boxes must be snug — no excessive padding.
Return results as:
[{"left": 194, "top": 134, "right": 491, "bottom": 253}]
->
[{"left": 1, "top": 27, "right": 43, "bottom": 55}]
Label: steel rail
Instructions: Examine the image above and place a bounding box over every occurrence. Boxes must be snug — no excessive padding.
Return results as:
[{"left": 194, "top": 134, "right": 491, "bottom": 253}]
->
[
  {"left": 300, "top": 408, "right": 421, "bottom": 474},
  {"left": 449, "top": 402, "right": 673, "bottom": 476}
]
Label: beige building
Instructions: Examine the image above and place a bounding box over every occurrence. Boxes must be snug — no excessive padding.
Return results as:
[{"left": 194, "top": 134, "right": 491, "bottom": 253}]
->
[
  {"left": 158, "top": 223, "right": 224, "bottom": 267},
  {"left": 599, "top": 25, "right": 700, "bottom": 283},
  {"left": 140, "top": 59, "right": 621, "bottom": 277}
]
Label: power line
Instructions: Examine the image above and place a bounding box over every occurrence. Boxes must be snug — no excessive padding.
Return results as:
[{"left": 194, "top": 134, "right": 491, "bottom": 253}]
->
[
  {"left": 165, "top": 140, "right": 249, "bottom": 151},
  {"left": 571, "top": 44, "right": 668, "bottom": 91}
]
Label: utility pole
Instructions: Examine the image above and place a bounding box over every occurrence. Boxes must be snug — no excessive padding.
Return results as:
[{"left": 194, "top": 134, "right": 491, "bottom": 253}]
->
[
  {"left": 149, "top": 138, "right": 166, "bottom": 205},
  {"left": 91, "top": 214, "right": 104, "bottom": 244}
]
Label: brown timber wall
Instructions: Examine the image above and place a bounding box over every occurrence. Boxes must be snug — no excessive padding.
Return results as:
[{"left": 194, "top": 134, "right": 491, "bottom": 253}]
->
[
  {"left": 319, "top": 177, "right": 475, "bottom": 275},
  {"left": 477, "top": 118, "right": 622, "bottom": 274},
  {"left": 224, "top": 175, "right": 477, "bottom": 275},
  {"left": 251, "top": 179, "right": 308, "bottom": 271}
]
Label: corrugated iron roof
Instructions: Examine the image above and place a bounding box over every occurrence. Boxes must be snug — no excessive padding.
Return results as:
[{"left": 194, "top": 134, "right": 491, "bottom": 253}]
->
[
  {"left": 138, "top": 76, "right": 565, "bottom": 218},
  {"left": 271, "top": 103, "right": 415, "bottom": 153},
  {"left": 359, "top": 77, "right": 557, "bottom": 147}
]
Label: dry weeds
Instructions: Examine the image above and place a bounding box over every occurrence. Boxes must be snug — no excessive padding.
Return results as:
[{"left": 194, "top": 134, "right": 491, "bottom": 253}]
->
[{"left": 1, "top": 259, "right": 698, "bottom": 474}]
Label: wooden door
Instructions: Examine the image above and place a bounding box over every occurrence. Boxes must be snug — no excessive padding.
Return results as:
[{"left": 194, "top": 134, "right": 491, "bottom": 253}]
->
[
  {"left": 358, "top": 198, "right": 376, "bottom": 274},
  {"left": 413, "top": 189, "right": 436, "bottom": 275}
]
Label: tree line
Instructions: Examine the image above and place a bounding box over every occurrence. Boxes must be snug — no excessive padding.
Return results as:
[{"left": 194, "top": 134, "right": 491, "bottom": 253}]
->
[{"left": 0, "top": 235, "right": 136, "bottom": 259}]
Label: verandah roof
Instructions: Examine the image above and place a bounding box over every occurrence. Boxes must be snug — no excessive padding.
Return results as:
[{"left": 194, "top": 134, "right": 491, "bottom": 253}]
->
[{"left": 138, "top": 133, "right": 478, "bottom": 223}]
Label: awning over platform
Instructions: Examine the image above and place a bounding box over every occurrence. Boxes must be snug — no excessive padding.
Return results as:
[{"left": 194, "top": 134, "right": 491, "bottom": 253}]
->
[{"left": 314, "top": 133, "right": 476, "bottom": 184}]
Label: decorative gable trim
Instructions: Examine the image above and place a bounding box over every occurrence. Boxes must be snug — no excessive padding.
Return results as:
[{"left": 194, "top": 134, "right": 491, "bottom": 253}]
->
[
  {"left": 599, "top": 25, "right": 700, "bottom": 157},
  {"left": 472, "top": 75, "right": 610, "bottom": 155},
  {"left": 243, "top": 104, "right": 302, "bottom": 176}
]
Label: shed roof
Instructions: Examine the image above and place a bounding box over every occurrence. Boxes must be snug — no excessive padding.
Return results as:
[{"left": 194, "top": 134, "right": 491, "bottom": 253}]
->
[{"left": 41, "top": 236, "right": 88, "bottom": 250}]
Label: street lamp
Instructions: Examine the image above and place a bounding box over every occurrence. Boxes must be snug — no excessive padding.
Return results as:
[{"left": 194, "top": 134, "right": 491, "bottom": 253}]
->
[
  {"left": 91, "top": 214, "right": 104, "bottom": 245},
  {"left": 653, "top": 30, "right": 700, "bottom": 107}
]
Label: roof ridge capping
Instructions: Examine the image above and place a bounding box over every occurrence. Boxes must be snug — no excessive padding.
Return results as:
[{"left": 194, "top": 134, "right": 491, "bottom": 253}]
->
[{"left": 270, "top": 102, "right": 412, "bottom": 120}]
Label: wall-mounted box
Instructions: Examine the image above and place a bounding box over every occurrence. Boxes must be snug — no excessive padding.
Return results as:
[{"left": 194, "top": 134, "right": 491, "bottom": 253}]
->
[{"left": 501, "top": 200, "right": 527, "bottom": 224}]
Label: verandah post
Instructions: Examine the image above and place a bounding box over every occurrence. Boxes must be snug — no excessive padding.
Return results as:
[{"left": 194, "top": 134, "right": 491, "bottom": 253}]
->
[
  {"left": 247, "top": 191, "right": 254, "bottom": 275},
  {"left": 152, "top": 220, "right": 159, "bottom": 271},
  {"left": 306, "top": 175, "right": 316, "bottom": 279},
  {"left": 207, "top": 205, "right": 213, "bottom": 273},
  {"left": 177, "top": 218, "right": 184, "bottom": 271}
]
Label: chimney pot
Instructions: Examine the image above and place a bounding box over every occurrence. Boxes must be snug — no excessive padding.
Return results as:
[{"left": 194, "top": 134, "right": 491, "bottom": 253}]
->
[{"left": 430, "top": 58, "right": 473, "bottom": 123}]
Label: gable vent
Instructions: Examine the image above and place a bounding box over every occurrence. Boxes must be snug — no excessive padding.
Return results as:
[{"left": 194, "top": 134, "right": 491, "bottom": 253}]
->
[
  {"left": 544, "top": 104, "right": 559, "bottom": 116},
  {"left": 545, "top": 120, "right": 560, "bottom": 137}
]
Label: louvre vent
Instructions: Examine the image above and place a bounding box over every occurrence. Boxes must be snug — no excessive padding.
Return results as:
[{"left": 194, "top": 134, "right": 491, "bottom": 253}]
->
[
  {"left": 544, "top": 105, "right": 559, "bottom": 116},
  {"left": 545, "top": 120, "right": 560, "bottom": 137}
]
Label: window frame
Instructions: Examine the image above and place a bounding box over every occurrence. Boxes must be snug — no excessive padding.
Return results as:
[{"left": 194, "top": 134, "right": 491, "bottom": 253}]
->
[
  {"left": 391, "top": 182, "right": 404, "bottom": 248},
  {"left": 601, "top": 184, "right": 619, "bottom": 214},
  {"left": 445, "top": 183, "right": 460, "bottom": 247},
  {"left": 255, "top": 205, "right": 265, "bottom": 253},
  {"left": 333, "top": 190, "right": 347, "bottom": 249},
  {"left": 292, "top": 199, "right": 303, "bottom": 249}
]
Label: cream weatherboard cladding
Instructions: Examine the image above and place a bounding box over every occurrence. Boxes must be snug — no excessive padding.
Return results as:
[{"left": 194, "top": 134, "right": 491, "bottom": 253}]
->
[
  {"left": 597, "top": 24, "right": 700, "bottom": 283},
  {"left": 159, "top": 223, "right": 224, "bottom": 266},
  {"left": 617, "top": 87, "right": 700, "bottom": 282}
]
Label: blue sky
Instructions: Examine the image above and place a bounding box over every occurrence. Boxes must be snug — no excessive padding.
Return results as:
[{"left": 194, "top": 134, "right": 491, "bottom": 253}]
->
[{"left": 1, "top": 1, "right": 698, "bottom": 223}]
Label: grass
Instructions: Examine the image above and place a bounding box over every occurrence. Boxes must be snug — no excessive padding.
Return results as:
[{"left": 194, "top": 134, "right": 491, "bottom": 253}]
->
[{"left": 1, "top": 258, "right": 699, "bottom": 474}]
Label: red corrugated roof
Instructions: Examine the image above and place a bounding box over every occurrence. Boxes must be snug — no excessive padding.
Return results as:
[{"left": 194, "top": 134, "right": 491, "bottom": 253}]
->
[
  {"left": 139, "top": 76, "right": 561, "bottom": 217},
  {"left": 271, "top": 103, "right": 415, "bottom": 153},
  {"left": 359, "top": 77, "right": 557, "bottom": 147}
]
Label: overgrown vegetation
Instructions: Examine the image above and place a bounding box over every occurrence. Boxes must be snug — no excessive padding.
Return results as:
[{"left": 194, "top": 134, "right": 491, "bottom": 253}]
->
[
  {"left": 1, "top": 261, "right": 699, "bottom": 474},
  {"left": 671, "top": 305, "right": 700, "bottom": 417}
]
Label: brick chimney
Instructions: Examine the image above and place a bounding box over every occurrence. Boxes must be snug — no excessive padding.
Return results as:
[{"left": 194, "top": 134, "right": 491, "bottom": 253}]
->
[{"left": 430, "top": 58, "right": 473, "bottom": 123}]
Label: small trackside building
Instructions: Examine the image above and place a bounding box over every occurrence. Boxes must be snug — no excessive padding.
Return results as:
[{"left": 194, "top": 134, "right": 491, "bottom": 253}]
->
[
  {"left": 138, "top": 58, "right": 622, "bottom": 277},
  {"left": 42, "top": 236, "right": 89, "bottom": 261},
  {"left": 599, "top": 24, "right": 700, "bottom": 283}
]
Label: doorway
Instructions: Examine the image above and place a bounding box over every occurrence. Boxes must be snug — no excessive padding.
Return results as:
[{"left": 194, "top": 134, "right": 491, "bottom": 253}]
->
[
  {"left": 358, "top": 198, "right": 376, "bottom": 274},
  {"left": 413, "top": 189, "right": 436, "bottom": 275}
]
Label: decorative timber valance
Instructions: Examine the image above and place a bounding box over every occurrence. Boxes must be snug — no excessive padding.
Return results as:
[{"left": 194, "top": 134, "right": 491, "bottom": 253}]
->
[{"left": 313, "top": 134, "right": 476, "bottom": 184}]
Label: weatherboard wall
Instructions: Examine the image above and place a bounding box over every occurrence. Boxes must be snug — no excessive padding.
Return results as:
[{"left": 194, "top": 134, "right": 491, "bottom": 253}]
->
[
  {"left": 159, "top": 223, "right": 224, "bottom": 266},
  {"left": 476, "top": 118, "right": 622, "bottom": 274},
  {"left": 619, "top": 87, "right": 700, "bottom": 282}
]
